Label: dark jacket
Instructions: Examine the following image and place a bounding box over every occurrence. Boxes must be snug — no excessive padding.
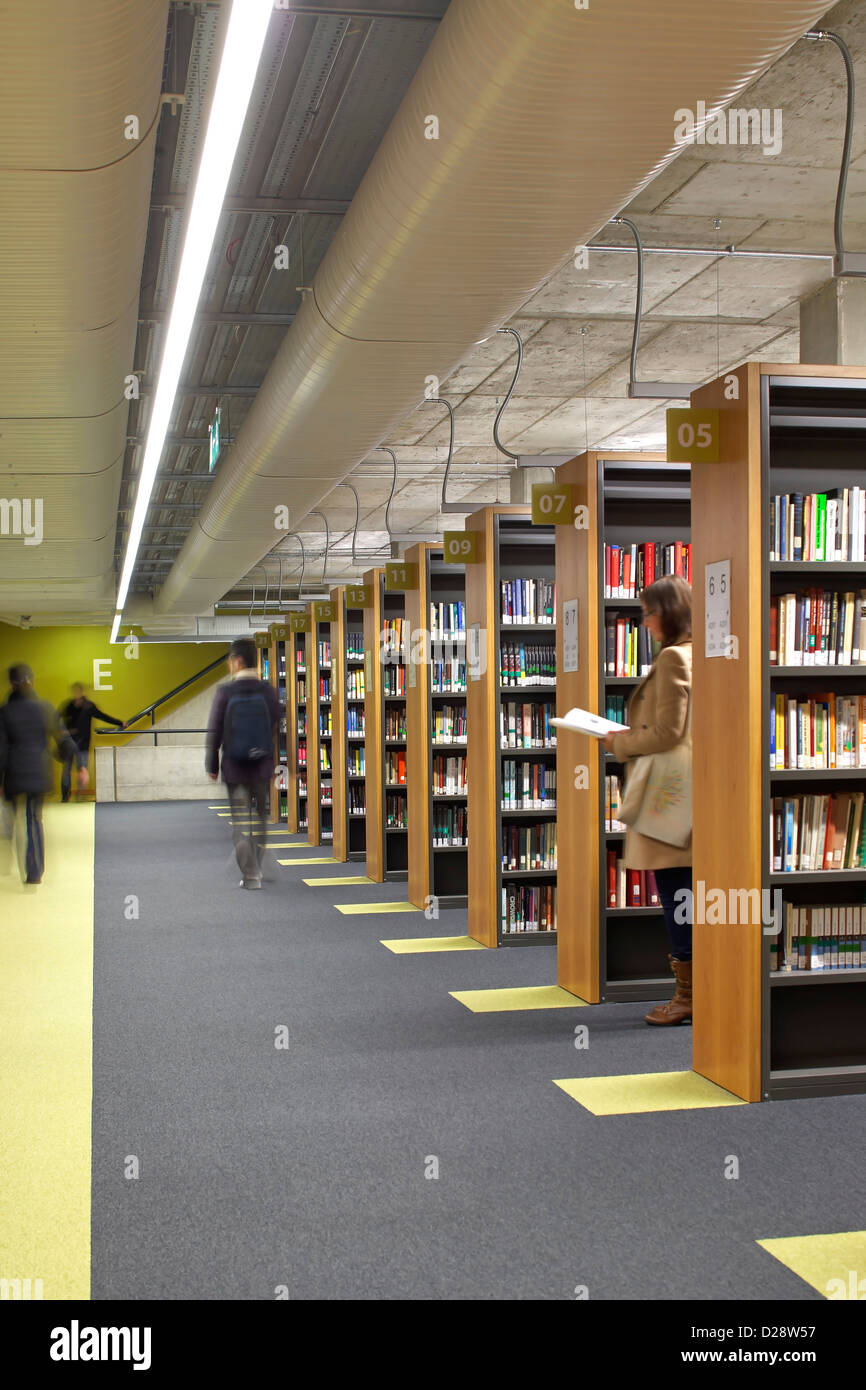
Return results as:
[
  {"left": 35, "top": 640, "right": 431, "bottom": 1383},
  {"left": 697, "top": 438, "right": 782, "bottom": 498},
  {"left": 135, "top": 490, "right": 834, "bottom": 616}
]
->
[
  {"left": 0, "top": 689, "right": 77, "bottom": 796},
  {"left": 59, "top": 697, "right": 124, "bottom": 753},
  {"left": 206, "top": 672, "right": 282, "bottom": 785}
]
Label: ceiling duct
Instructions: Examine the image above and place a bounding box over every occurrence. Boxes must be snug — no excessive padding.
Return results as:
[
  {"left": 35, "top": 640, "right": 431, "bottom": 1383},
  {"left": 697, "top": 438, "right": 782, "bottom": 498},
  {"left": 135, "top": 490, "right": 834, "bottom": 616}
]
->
[
  {"left": 156, "top": 0, "right": 831, "bottom": 617},
  {"left": 0, "top": 1, "right": 169, "bottom": 617}
]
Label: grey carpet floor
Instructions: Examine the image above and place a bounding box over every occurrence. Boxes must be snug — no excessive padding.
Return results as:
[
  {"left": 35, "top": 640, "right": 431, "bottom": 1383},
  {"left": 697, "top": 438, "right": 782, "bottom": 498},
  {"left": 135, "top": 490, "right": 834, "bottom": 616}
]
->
[{"left": 91, "top": 801, "right": 866, "bottom": 1300}]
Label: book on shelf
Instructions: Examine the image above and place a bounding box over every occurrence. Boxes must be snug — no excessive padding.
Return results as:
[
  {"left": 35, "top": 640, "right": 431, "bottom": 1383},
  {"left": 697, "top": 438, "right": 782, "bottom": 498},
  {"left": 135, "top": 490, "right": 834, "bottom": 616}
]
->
[
  {"left": 432, "top": 704, "right": 467, "bottom": 743},
  {"left": 319, "top": 748, "right": 332, "bottom": 773},
  {"left": 769, "top": 487, "right": 866, "bottom": 563},
  {"left": 347, "top": 707, "right": 365, "bottom": 737},
  {"left": 434, "top": 803, "right": 467, "bottom": 847},
  {"left": 500, "top": 577, "right": 556, "bottom": 625},
  {"left": 383, "top": 665, "right": 406, "bottom": 696},
  {"left": 770, "top": 692, "right": 866, "bottom": 769},
  {"left": 318, "top": 676, "right": 331, "bottom": 699},
  {"left": 498, "top": 642, "right": 556, "bottom": 687},
  {"left": 606, "top": 851, "right": 660, "bottom": 908},
  {"left": 551, "top": 706, "right": 628, "bottom": 739},
  {"left": 500, "top": 700, "right": 556, "bottom": 749},
  {"left": 317, "top": 640, "right": 331, "bottom": 666},
  {"left": 429, "top": 601, "right": 466, "bottom": 639},
  {"left": 501, "top": 821, "right": 557, "bottom": 871},
  {"left": 386, "top": 794, "right": 407, "bottom": 828},
  {"left": 605, "top": 774, "right": 626, "bottom": 831},
  {"left": 604, "top": 542, "right": 691, "bottom": 598},
  {"left": 432, "top": 754, "right": 467, "bottom": 795},
  {"left": 349, "top": 785, "right": 366, "bottom": 814},
  {"left": 382, "top": 618, "right": 408, "bottom": 658},
  {"left": 770, "top": 791, "right": 866, "bottom": 872},
  {"left": 770, "top": 590, "right": 866, "bottom": 665},
  {"left": 776, "top": 902, "right": 865, "bottom": 971},
  {"left": 431, "top": 655, "right": 466, "bottom": 693},
  {"left": 348, "top": 748, "right": 365, "bottom": 775},
  {"left": 604, "top": 615, "right": 654, "bottom": 678},
  {"left": 501, "top": 760, "right": 555, "bottom": 810},
  {"left": 318, "top": 711, "right": 332, "bottom": 737},
  {"left": 385, "top": 709, "right": 406, "bottom": 740},
  {"left": 346, "top": 670, "right": 366, "bottom": 699},
  {"left": 346, "top": 632, "right": 364, "bottom": 659},
  {"left": 385, "top": 751, "right": 406, "bottom": 785},
  {"left": 297, "top": 679, "right": 306, "bottom": 702},
  {"left": 501, "top": 883, "right": 557, "bottom": 933}
]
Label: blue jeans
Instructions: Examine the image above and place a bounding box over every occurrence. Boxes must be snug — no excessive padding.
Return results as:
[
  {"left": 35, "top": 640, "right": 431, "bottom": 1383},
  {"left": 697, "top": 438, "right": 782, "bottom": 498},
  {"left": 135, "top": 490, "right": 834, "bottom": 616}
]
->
[
  {"left": 653, "top": 866, "right": 693, "bottom": 961},
  {"left": 2, "top": 793, "right": 45, "bottom": 883}
]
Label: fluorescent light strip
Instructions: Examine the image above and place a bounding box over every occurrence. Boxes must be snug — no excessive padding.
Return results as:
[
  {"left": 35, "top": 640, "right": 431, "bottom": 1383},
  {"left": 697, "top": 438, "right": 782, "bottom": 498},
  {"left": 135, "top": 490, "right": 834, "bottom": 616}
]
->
[
  {"left": 116, "top": 0, "right": 275, "bottom": 611},
  {"left": 110, "top": 611, "right": 122, "bottom": 645}
]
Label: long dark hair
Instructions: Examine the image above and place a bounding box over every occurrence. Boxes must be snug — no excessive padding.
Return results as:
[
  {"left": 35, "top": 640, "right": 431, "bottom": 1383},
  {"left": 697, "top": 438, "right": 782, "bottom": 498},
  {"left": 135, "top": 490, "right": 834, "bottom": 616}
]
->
[{"left": 641, "top": 575, "right": 692, "bottom": 648}]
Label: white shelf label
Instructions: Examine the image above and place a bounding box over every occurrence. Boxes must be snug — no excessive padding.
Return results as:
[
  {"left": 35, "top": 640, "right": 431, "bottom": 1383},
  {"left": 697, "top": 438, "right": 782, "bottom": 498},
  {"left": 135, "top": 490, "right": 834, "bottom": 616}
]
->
[
  {"left": 563, "top": 599, "right": 578, "bottom": 673},
  {"left": 705, "top": 559, "right": 731, "bottom": 659}
]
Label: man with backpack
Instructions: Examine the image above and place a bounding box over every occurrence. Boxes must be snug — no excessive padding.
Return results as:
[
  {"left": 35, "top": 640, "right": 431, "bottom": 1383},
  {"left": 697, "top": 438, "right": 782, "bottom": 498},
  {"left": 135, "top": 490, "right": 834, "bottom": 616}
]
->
[{"left": 206, "top": 638, "right": 282, "bottom": 890}]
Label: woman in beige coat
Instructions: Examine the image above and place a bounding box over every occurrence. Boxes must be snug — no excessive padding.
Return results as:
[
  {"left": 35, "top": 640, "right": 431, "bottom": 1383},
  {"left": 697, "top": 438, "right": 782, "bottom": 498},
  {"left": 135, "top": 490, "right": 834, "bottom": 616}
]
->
[{"left": 602, "top": 575, "right": 693, "bottom": 1025}]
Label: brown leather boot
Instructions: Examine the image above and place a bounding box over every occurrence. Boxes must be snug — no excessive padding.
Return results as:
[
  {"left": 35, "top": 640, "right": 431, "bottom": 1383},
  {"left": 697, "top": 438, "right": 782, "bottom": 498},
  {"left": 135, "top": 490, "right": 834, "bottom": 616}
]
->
[{"left": 645, "top": 956, "right": 692, "bottom": 1026}]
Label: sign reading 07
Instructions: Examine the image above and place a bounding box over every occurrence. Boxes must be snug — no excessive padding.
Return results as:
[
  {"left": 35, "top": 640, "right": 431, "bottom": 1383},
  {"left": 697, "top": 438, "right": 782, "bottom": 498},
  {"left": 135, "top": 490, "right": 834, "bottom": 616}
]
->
[
  {"left": 312, "top": 601, "right": 336, "bottom": 622},
  {"left": 345, "top": 585, "right": 371, "bottom": 608},
  {"left": 289, "top": 613, "right": 310, "bottom": 634},
  {"left": 531, "top": 482, "right": 574, "bottom": 525},
  {"left": 384, "top": 561, "right": 419, "bottom": 592},
  {"left": 443, "top": 531, "right": 481, "bottom": 564}
]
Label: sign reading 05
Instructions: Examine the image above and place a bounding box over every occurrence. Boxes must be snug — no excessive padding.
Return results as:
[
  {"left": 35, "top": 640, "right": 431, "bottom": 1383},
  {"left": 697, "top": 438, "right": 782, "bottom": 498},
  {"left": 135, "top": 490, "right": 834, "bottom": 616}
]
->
[
  {"left": 443, "top": 531, "right": 481, "bottom": 564},
  {"left": 345, "top": 585, "right": 371, "bottom": 608},
  {"left": 312, "top": 601, "right": 336, "bottom": 622},
  {"left": 666, "top": 408, "right": 720, "bottom": 463},
  {"left": 384, "top": 561, "right": 419, "bottom": 592},
  {"left": 289, "top": 613, "right": 310, "bottom": 634},
  {"left": 531, "top": 482, "right": 574, "bottom": 525}
]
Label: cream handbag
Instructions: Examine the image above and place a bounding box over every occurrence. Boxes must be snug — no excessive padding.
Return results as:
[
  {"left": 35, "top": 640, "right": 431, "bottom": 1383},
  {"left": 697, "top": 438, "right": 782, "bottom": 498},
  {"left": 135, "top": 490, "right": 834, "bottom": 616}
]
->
[{"left": 618, "top": 693, "right": 692, "bottom": 848}]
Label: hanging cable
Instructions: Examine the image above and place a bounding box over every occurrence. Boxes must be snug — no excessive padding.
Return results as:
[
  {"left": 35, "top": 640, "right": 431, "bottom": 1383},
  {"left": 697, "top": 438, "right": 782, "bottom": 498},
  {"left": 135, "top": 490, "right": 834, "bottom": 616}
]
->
[
  {"left": 493, "top": 327, "right": 523, "bottom": 461},
  {"left": 277, "top": 554, "right": 283, "bottom": 608},
  {"left": 309, "top": 510, "right": 330, "bottom": 587},
  {"left": 421, "top": 396, "right": 455, "bottom": 510},
  {"left": 612, "top": 215, "right": 643, "bottom": 390},
  {"left": 804, "top": 31, "right": 855, "bottom": 269},
  {"left": 338, "top": 481, "right": 361, "bottom": 567},
  {"left": 377, "top": 446, "right": 398, "bottom": 546},
  {"left": 291, "top": 532, "right": 307, "bottom": 598}
]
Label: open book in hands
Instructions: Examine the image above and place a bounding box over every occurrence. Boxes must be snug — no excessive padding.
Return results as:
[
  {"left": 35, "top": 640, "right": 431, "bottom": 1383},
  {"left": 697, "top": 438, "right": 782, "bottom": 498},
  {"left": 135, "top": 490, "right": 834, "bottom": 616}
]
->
[{"left": 550, "top": 707, "right": 629, "bottom": 739}]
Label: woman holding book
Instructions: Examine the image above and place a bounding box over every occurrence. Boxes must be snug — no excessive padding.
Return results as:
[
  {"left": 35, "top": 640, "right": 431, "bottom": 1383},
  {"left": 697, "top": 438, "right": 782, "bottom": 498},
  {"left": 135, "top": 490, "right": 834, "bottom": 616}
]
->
[{"left": 602, "top": 575, "right": 693, "bottom": 1025}]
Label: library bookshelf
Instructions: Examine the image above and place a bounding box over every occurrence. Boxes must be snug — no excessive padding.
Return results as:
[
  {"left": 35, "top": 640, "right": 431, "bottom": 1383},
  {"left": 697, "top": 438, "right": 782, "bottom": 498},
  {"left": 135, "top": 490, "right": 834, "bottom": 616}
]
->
[
  {"left": 329, "top": 585, "right": 367, "bottom": 863},
  {"left": 305, "top": 600, "right": 338, "bottom": 847},
  {"left": 363, "top": 568, "right": 409, "bottom": 883},
  {"left": 463, "top": 506, "right": 557, "bottom": 947},
  {"left": 405, "top": 542, "right": 469, "bottom": 911},
  {"left": 690, "top": 363, "right": 866, "bottom": 1102},
  {"left": 269, "top": 622, "right": 290, "bottom": 826},
  {"left": 288, "top": 613, "right": 309, "bottom": 834},
  {"left": 553, "top": 451, "right": 689, "bottom": 998}
]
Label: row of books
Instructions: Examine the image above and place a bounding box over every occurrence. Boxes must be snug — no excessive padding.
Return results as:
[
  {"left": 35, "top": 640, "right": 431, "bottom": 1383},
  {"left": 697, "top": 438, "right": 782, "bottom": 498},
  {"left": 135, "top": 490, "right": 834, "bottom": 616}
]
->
[
  {"left": 431, "top": 658, "right": 467, "bottom": 694},
  {"left": 348, "top": 748, "right": 365, "bottom": 775},
  {"left": 774, "top": 903, "right": 866, "bottom": 972},
  {"left": 318, "top": 712, "right": 332, "bottom": 737},
  {"left": 346, "top": 670, "right": 366, "bottom": 700},
  {"left": 320, "top": 783, "right": 332, "bottom": 805},
  {"left": 500, "top": 577, "right": 556, "bottom": 626},
  {"left": 501, "top": 822, "right": 557, "bottom": 872},
  {"left": 297, "top": 715, "right": 307, "bottom": 737},
  {"left": 295, "top": 649, "right": 305, "bottom": 671},
  {"left": 605, "top": 775, "right": 626, "bottom": 832},
  {"left": 347, "top": 709, "right": 365, "bottom": 736},
  {"left": 318, "top": 677, "right": 331, "bottom": 700},
  {"left": 769, "top": 487, "right": 866, "bottom": 563},
  {"left": 349, "top": 786, "right": 366, "bottom": 814},
  {"left": 434, "top": 805, "right": 467, "bottom": 847},
  {"left": 320, "top": 748, "right": 331, "bottom": 773},
  {"left": 296, "top": 679, "right": 306, "bottom": 703},
  {"left": 298, "top": 773, "right": 306, "bottom": 795},
  {"left": 297, "top": 741, "right": 306, "bottom": 767},
  {"left": 386, "top": 751, "right": 407, "bottom": 786},
  {"left": 318, "top": 641, "right": 331, "bottom": 667},
  {"left": 604, "top": 616, "right": 654, "bottom": 678},
  {"left": 501, "top": 761, "right": 556, "bottom": 810},
  {"left": 604, "top": 542, "right": 692, "bottom": 599},
  {"left": 432, "top": 705, "right": 467, "bottom": 743},
  {"left": 383, "top": 666, "right": 407, "bottom": 697},
  {"left": 606, "top": 853, "right": 661, "bottom": 909},
  {"left": 385, "top": 710, "right": 406, "bottom": 741},
  {"left": 499, "top": 643, "right": 556, "bottom": 687},
  {"left": 383, "top": 618, "right": 408, "bottom": 658},
  {"left": 770, "top": 590, "right": 866, "bottom": 665},
  {"left": 346, "top": 632, "right": 364, "bottom": 659},
  {"left": 386, "top": 795, "right": 407, "bottom": 829},
  {"left": 432, "top": 754, "right": 467, "bottom": 795},
  {"left": 605, "top": 693, "right": 628, "bottom": 724},
  {"left": 500, "top": 701, "right": 556, "bottom": 750},
  {"left": 430, "top": 601, "right": 466, "bottom": 639},
  {"left": 770, "top": 792, "right": 866, "bottom": 872},
  {"left": 770, "top": 694, "right": 866, "bottom": 770},
  {"left": 501, "top": 884, "right": 557, "bottom": 934}
]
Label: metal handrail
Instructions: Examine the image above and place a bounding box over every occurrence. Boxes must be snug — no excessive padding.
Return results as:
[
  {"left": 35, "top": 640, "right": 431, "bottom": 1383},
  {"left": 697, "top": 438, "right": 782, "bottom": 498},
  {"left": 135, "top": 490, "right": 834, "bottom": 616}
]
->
[{"left": 94, "top": 651, "right": 228, "bottom": 739}]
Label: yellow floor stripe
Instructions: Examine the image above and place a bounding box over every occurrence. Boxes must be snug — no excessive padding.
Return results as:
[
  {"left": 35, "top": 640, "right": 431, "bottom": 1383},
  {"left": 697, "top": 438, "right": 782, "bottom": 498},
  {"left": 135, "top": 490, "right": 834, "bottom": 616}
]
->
[
  {"left": 0, "top": 803, "right": 93, "bottom": 1298},
  {"left": 757, "top": 1232, "right": 866, "bottom": 1300},
  {"left": 553, "top": 1070, "right": 745, "bottom": 1116},
  {"left": 278, "top": 856, "right": 337, "bottom": 865},
  {"left": 382, "top": 935, "right": 486, "bottom": 953},
  {"left": 304, "top": 876, "right": 371, "bottom": 886},
  {"left": 336, "top": 901, "right": 420, "bottom": 915},
  {"left": 452, "top": 985, "right": 588, "bottom": 1012}
]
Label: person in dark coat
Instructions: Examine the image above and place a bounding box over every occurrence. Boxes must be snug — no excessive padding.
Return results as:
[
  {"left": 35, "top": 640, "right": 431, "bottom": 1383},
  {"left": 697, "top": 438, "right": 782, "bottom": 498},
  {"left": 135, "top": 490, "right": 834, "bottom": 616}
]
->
[
  {"left": 0, "top": 665, "right": 82, "bottom": 884},
  {"left": 206, "top": 638, "right": 282, "bottom": 890},
  {"left": 57, "top": 683, "right": 125, "bottom": 802}
]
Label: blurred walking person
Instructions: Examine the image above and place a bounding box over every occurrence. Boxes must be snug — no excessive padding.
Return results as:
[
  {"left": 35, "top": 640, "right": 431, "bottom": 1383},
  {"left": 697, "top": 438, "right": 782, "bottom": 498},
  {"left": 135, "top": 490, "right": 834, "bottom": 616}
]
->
[
  {"left": 206, "top": 639, "right": 281, "bottom": 890},
  {"left": 57, "top": 682, "right": 125, "bottom": 802},
  {"left": 0, "top": 665, "right": 83, "bottom": 885}
]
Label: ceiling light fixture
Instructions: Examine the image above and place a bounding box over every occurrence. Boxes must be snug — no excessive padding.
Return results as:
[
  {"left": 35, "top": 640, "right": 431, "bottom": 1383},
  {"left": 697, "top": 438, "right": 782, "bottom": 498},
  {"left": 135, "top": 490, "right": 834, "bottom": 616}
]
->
[{"left": 115, "top": 0, "right": 275, "bottom": 612}]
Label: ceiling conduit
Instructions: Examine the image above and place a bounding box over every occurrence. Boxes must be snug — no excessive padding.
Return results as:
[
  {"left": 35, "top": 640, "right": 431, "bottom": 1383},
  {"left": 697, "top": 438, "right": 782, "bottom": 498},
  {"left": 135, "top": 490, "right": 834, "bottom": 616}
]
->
[
  {"left": 156, "top": 0, "right": 832, "bottom": 617},
  {"left": 0, "top": 1, "right": 169, "bottom": 620}
]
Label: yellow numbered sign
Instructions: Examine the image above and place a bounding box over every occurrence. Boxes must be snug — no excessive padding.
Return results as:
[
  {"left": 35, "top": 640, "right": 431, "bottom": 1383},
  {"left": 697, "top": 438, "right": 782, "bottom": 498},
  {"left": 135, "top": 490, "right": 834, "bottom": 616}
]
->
[
  {"left": 666, "top": 408, "right": 720, "bottom": 463},
  {"left": 313, "top": 601, "right": 336, "bottom": 623},
  {"left": 289, "top": 613, "right": 310, "bottom": 634},
  {"left": 270, "top": 624, "right": 287, "bottom": 641},
  {"left": 442, "top": 531, "right": 481, "bottom": 564},
  {"left": 385, "top": 562, "right": 419, "bottom": 592},
  {"left": 254, "top": 631, "right": 269, "bottom": 649},
  {"left": 345, "top": 585, "right": 371, "bottom": 608},
  {"left": 531, "top": 482, "right": 574, "bottom": 525}
]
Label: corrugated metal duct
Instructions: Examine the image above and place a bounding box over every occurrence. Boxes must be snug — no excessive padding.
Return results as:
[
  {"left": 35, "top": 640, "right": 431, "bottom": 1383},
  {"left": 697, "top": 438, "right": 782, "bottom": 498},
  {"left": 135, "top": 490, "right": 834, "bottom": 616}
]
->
[
  {"left": 0, "top": 0, "right": 168, "bottom": 619},
  {"left": 157, "top": 0, "right": 830, "bottom": 617}
]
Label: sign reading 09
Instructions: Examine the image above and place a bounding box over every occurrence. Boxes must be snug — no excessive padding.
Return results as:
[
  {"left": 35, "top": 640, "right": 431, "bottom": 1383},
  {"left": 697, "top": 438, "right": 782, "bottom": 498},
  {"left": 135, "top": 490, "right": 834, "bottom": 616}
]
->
[
  {"left": 666, "top": 408, "right": 720, "bottom": 463},
  {"left": 442, "top": 532, "right": 480, "bottom": 564}
]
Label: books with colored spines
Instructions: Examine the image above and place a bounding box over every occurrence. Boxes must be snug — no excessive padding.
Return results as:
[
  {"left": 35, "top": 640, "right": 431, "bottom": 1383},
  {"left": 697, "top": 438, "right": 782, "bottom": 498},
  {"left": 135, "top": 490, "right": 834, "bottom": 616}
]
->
[
  {"left": 768, "top": 791, "right": 866, "bottom": 871},
  {"left": 432, "top": 704, "right": 468, "bottom": 743},
  {"left": 499, "top": 700, "right": 556, "bottom": 748},
  {"left": 500, "top": 821, "right": 557, "bottom": 870},
  {"left": 429, "top": 602, "right": 466, "bottom": 639},
  {"left": 769, "top": 487, "right": 866, "bottom": 562},
  {"left": 500, "top": 883, "right": 557, "bottom": 933},
  {"left": 432, "top": 754, "right": 467, "bottom": 795},
  {"left": 605, "top": 850, "right": 661, "bottom": 907},
  {"left": 770, "top": 693, "right": 866, "bottom": 769},
  {"left": 500, "top": 761, "right": 556, "bottom": 810},
  {"left": 603, "top": 615, "right": 653, "bottom": 677},
  {"left": 499, "top": 577, "right": 557, "bottom": 625},
  {"left": 770, "top": 590, "right": 866, "bottom": 665},
  {"left": 498, "top": 643, "right": 556, "bottom": 686},
  {"left": 603, "top": 542, "right": 691, "bottom": 598},
  {"left": 433, "top": 803, "right": 467, "bottom": 847},
  {"left": 385, "top": 751, "right": 406, "bottom": 785},
  {"left": 778, "top": 902, "right": 865, "bottom": 971},
  {"left": 386, "top": 794, "right": 407, "bottom": 828}
]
